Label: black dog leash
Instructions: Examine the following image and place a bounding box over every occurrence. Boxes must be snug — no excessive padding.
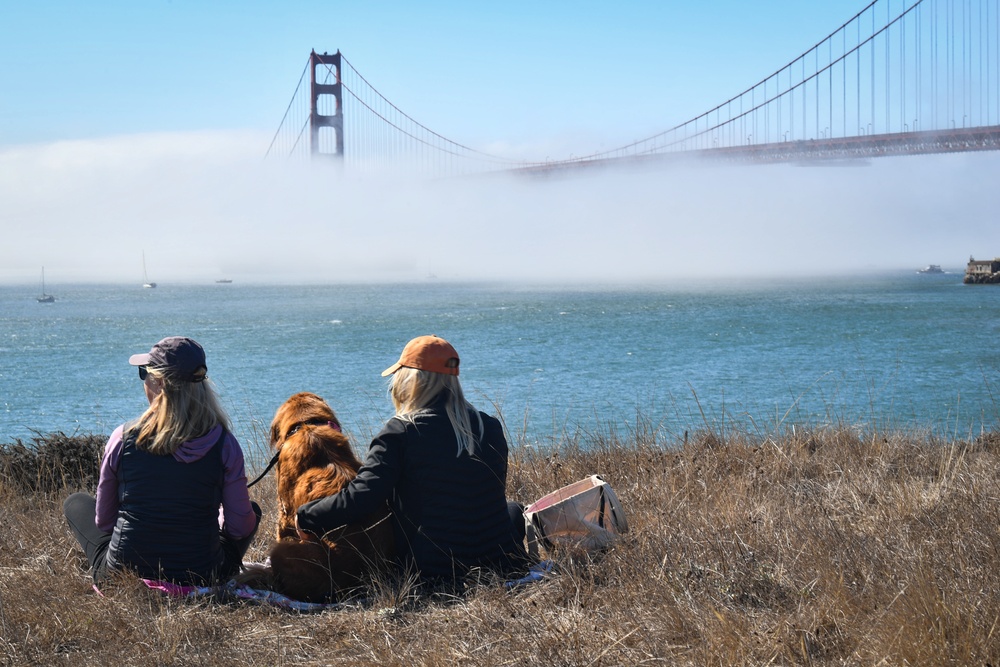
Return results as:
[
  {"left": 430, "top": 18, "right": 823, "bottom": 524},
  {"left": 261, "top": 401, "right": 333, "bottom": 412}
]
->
[{"left": 246, "top": 450, "right": 281, "bottom": 489}]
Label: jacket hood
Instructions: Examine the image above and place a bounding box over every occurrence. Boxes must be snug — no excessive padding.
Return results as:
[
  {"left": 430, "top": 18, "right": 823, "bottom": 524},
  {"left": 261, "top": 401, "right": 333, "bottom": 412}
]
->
[{"left": 173, "top": 424, "right": 225, "bottom": 463}]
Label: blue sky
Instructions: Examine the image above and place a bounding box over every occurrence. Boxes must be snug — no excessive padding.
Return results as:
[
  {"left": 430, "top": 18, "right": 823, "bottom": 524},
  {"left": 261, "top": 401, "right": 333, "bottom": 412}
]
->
[
  {"left": 1, "top": 1, "right": 998, "bottom": 285},
  {"left": 1, "top": 1, "right": 866, "bottom": 149}
]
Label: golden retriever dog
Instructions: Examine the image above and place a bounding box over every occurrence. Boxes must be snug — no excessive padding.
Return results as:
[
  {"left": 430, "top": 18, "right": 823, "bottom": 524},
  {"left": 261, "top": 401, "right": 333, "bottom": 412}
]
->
[{"left": 247, "top": 392, "right": 393, "bottom": 602}]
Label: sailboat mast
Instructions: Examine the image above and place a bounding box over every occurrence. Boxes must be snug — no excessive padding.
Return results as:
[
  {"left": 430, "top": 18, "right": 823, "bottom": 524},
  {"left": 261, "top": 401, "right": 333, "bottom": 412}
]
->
[
  {"left": 37, "top": 266, "right": 55, "bottom": 303},
  {"left": 142, "top": 251, "right": 157, "bottom": 288}
]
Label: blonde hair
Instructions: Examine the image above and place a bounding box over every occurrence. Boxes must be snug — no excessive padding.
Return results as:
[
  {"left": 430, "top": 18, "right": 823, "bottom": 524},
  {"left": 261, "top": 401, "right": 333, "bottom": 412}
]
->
[
  {"left": 389, "top": 366, "right": 482, "bottom": 456},
  {"left": 134, "top": 367, "right": 232, "bottom": 455}
]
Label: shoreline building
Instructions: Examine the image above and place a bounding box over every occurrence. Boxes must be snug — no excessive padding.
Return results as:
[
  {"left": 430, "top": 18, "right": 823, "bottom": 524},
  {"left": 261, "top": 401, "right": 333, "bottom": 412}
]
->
[{"left": 964, "top": 256, "right": 1000, "bottom": 284}]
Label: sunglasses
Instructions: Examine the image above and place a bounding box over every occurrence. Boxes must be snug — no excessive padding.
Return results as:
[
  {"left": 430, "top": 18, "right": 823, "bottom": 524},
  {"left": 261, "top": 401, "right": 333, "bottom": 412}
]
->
[{"left": 138, "top": 366, "right": 148, "bottom": 381}]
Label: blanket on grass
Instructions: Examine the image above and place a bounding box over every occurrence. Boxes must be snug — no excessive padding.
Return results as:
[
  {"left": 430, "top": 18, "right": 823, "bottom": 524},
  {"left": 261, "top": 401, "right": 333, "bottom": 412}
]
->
[{"left": 106, "top": 560, "right": 555, "bottom": 612}]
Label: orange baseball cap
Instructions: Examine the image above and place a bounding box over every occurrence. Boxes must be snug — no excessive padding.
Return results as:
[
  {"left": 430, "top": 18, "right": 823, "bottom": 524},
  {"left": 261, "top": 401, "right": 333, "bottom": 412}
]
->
[{"left": 381, "top": 335, "right": 460, "bottom": 377}]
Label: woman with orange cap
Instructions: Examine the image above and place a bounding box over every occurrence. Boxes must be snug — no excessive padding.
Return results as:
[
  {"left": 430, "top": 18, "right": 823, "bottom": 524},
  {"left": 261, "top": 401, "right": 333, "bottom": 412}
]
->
[{"left": 296, "top": 335, "right": 527, "bottom": 588}]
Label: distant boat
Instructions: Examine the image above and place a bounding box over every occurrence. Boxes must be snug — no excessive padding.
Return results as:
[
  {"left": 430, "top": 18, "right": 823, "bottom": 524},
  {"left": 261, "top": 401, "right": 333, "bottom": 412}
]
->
[
  {"left": 142, "top": 252, "right": 157, "bottom": 288},
  {"left": 215, "top": 279, "right": 233, "bottom": 284},
  {"left": 37, "top": 267, "right": 55, "bottom": 303},
  {"left": 918, "top": 264, "right": 945, "bottom": 274}
]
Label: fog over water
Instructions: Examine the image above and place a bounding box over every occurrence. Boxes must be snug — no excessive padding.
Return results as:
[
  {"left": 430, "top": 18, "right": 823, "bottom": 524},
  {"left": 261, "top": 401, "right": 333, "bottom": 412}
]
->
[{"left": 2, "top": 131, "right": 998, "bottom": 286}]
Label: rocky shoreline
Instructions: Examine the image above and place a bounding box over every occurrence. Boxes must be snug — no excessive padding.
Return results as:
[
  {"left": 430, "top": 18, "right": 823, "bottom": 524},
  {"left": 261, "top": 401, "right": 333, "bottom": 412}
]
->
[{"left": 963, "top": 273, "right": 1000, "bottom": 284}]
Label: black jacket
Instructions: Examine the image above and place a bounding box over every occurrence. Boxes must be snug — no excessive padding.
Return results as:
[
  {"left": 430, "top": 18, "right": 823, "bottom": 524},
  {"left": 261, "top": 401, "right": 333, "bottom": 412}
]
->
[{"left": 297, "top": 399, "right": 524, "bottom": 582}]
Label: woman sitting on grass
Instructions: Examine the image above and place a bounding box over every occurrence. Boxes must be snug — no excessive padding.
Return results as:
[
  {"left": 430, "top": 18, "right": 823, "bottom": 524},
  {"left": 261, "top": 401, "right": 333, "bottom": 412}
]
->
[
  {"left": 64, "top": 336, "right": 260, "bottom": 585},
  {"left": 295, "top": 335, "right": 528, "bottom": 589}
]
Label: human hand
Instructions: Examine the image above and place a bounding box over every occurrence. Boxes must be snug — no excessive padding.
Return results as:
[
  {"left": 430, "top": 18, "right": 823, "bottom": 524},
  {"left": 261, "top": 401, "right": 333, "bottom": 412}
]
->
[{"left": 294, "top": 513, "right": 317, "bottom": 542}]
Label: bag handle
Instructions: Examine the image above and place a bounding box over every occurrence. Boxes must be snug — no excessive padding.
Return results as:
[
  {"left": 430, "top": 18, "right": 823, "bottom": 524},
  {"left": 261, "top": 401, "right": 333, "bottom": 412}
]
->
[
  {"left": 525, "top": 512, "right": 546, "bottom": 561},
  {"left": 602, "top": 483, "right": 629, "bottom": 533}
]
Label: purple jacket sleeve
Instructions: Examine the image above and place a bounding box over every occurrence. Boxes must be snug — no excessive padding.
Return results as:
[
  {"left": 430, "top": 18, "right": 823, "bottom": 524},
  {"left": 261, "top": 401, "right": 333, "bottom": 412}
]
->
[
  {"left": 95, "top": 425, "right": 126, "bottom": 533},
  {"left": 218, "top": 432, "right": 257, "bottom": 539}
]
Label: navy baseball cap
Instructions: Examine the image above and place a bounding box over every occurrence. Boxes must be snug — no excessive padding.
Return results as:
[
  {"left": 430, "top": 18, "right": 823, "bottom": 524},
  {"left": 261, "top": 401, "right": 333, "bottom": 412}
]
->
[{"left": 129, "top": 336, "right": 207, "bottom": 383}]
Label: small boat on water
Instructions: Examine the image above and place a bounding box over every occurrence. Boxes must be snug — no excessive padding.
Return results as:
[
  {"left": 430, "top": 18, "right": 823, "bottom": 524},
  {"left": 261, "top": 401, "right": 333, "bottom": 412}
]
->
[
  {"left": 37, "top": 267, "right": 55, "bottom": 303},
  {"left": 215, "top": 279, "right": 233, "bottom": 284},
  {"left": 918, "top": 264, "right": 944, "bottom": 274},
  {"left": 142, "top": 251, "right": 157, "bottom": 288}
]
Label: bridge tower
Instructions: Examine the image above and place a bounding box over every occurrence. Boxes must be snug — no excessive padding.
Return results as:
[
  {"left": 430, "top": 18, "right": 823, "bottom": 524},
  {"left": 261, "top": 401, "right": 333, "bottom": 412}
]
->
[{"left": 309, "top": 50, "right": 343, "bottom": 160}]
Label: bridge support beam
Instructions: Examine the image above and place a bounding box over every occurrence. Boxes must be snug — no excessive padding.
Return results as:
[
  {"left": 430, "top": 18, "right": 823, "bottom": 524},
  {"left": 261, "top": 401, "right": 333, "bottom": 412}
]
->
[{"left": 310, "top": 50, "right": 343, "bottom": 160}]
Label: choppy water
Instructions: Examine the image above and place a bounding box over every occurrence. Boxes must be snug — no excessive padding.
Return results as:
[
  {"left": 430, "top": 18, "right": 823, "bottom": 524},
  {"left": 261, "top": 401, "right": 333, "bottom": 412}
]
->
[{"left": 2, "top": 274, "right": 998, "bottom": 457}]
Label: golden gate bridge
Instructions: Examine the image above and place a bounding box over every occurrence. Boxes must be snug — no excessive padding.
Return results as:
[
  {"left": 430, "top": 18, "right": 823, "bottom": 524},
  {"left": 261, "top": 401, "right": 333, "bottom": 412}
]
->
[{"left": 265, "top": 0, "right": 1000, "bottom": 176}]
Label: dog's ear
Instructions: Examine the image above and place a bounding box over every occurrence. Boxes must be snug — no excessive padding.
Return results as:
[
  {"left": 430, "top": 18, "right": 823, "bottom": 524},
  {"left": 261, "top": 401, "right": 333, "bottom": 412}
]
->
[
  {"left": 314, "top": 395, "right": 339, "bottom": 428},
  {"left": 269, "top": 403, "right": 286, "bottom": 448}
]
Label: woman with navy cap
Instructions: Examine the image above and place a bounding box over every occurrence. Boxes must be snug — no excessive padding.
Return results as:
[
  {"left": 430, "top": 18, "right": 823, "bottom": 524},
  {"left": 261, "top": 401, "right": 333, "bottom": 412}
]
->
[
  {"left": 64, "top": 336, "right": 260, "bottom": 585},
  {"left": 296, "top": 335, "right": 527, "bottom": 589}
]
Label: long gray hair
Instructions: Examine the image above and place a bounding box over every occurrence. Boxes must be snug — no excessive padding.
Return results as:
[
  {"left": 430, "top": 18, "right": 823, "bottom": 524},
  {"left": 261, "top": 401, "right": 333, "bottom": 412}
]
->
[{"left": 389, "top": 366, "right": 482, "bottom": 456}]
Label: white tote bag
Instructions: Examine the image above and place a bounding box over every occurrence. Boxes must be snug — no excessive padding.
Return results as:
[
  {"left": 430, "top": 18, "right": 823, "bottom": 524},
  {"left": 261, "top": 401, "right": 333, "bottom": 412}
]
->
[{"left": 524, "top": 475, "right": 628, "bottom": 559}]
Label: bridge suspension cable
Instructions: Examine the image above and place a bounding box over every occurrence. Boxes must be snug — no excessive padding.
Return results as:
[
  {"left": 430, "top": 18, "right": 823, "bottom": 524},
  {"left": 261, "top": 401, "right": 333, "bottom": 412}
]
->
[
  {"left": 337, "top": 54, "right": 531, "bottom": 172},
  {"left": 264, "top": 58, "right": 311, "bottom": 160},
  {"left": 266, "top": 51, "right": 538, "bottom": 175},
  {"left": 532, "top": 0, "right": 1000, "bottom": 170}
]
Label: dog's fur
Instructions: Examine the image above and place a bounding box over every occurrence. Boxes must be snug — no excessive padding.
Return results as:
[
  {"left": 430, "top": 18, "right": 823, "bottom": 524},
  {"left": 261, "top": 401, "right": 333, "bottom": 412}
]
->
[{"left": 245, "top": 392, "right": 393, "bottom": 602}]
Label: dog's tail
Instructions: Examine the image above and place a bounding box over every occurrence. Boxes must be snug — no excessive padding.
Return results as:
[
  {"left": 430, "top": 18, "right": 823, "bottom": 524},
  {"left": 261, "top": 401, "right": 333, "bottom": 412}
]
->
[
  {"left": 267, "top": 539, "right": 345, "bottom": 603},
  {"left": 235, "top": 538, "right": 377, "bottom": 603},
  {"left": 232, "top": 562, "right": 276, "bottom": 591}
]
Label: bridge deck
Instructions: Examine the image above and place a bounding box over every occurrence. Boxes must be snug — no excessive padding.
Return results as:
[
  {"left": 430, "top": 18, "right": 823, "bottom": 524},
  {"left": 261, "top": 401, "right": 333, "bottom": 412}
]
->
[{"left": 513, "top": 126, "right": 1000, "bottom": 174}]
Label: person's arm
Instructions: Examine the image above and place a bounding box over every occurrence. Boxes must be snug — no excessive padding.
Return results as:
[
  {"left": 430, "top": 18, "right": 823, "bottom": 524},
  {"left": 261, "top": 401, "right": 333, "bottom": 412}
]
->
[
  {"left": 218, "top": 432, "right": 258, "bottom": 539},
  {"left": 482, "top": 412, "right": 509, "bottom": 484},
  {"left": 296, "top": 420, "right": 405, "bottom": 537},
  {"left": 94, "top": 425, "right": 125, "bottom": 533}
]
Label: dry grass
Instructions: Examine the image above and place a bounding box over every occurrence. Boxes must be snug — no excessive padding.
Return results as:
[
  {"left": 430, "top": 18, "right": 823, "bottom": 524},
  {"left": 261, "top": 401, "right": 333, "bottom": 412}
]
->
[{"left": 2, "top": 423, "right": 1000, "bottom": 666}]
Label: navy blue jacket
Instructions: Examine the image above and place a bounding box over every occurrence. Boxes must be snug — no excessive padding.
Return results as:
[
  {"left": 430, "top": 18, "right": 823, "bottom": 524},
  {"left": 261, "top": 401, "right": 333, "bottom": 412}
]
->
[{"left": 106, "top": 428, "right": 225, "bottom": 583}]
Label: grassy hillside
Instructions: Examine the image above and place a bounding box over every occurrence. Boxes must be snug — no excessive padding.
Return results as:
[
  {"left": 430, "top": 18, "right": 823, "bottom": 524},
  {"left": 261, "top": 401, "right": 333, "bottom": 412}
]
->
[{"left": 2, "top": 423, "right": 999, "bottom": 666}]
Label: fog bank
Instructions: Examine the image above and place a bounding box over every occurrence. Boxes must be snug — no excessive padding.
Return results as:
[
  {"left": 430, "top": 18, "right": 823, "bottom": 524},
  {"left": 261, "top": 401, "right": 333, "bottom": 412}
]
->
[{"left": 2, "top": 131, "right": 997, "bottom": 285}]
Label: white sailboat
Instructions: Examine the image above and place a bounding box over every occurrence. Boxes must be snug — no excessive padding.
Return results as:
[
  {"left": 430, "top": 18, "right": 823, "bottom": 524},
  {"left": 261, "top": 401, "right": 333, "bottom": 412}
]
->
[
  {"left": 142, "top": 252, "right": 157, "bottom": 288},
  {"left": 37, "top": 267, "right": 55, "bottom": 303}
]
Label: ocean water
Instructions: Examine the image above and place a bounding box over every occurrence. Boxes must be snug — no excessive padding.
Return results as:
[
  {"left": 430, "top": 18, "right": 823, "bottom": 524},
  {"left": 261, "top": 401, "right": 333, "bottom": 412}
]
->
[{"left": 2, "top": 274, "right": 999, "bottom": 459}]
